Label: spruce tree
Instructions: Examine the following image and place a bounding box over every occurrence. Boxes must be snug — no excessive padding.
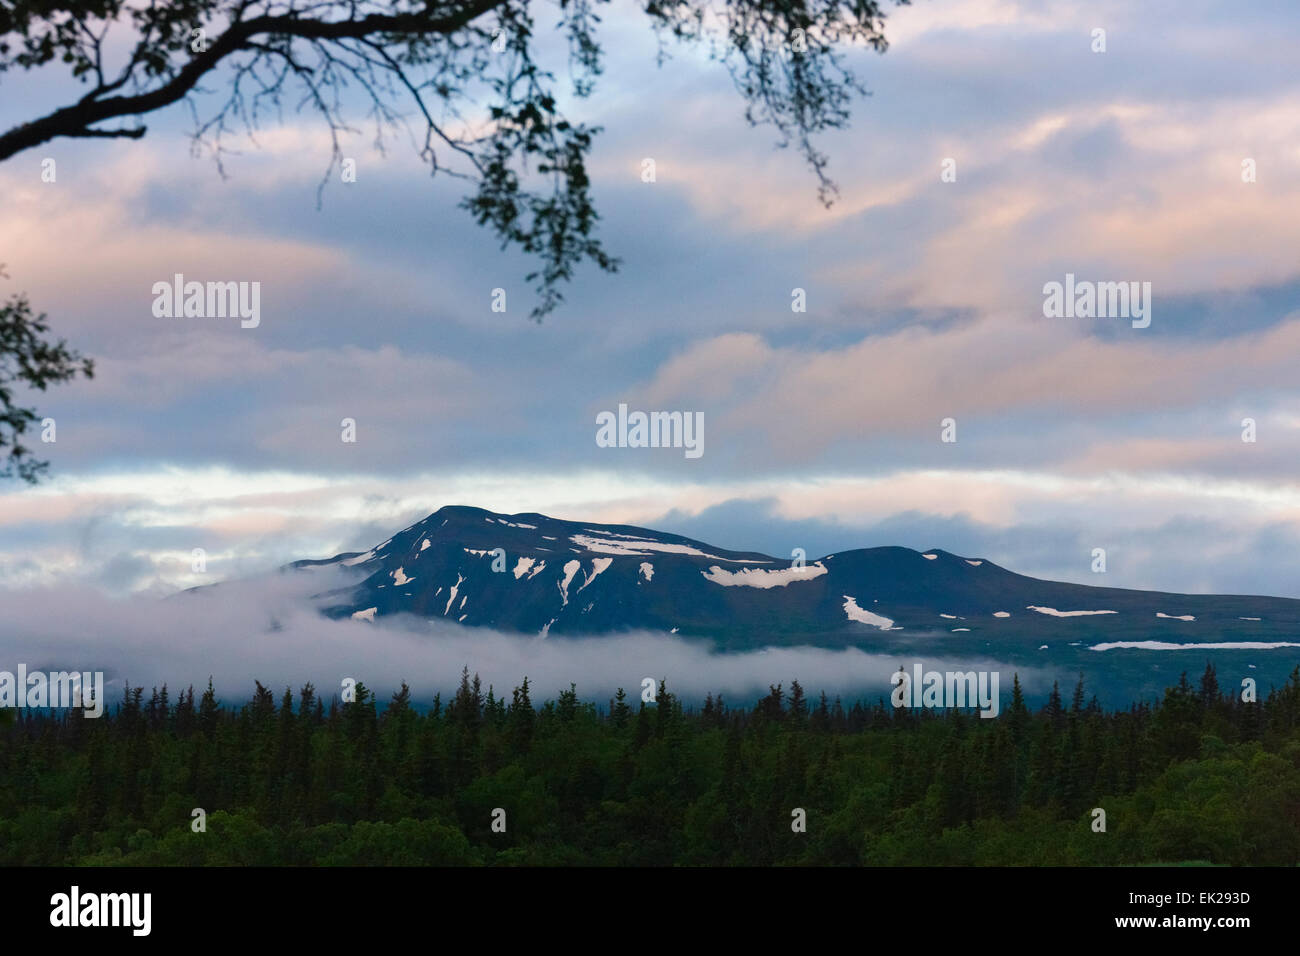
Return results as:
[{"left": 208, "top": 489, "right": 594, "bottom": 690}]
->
[
  {"left": 788, "top": 680, "right": 808, "bottom": 725},
  {"left": 611, "top": 686, "right": 630, "bottom": 730}
]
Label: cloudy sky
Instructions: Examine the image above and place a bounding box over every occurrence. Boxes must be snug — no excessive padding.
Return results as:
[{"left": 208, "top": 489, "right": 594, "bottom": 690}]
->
[{"left": 4, "top": 0, "right": 1300, "bottom": 605}]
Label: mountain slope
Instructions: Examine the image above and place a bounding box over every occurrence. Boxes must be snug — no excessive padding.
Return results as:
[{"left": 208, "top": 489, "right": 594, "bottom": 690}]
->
[{"left": 294, "top": 505, "right": 1300, "bottom": 650}]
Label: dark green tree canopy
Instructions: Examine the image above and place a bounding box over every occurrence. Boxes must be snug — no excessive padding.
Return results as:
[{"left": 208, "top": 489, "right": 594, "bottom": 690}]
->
[
  {"left": 0, "top": 267, "right": 93, "bottom": 482},
  {"left": 0, "top": 0, "right": 903, "bottom": 316}
]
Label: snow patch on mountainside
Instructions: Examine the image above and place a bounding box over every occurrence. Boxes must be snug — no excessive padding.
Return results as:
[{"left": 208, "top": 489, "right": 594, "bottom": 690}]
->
[
  {"left": 701, "top": 563, "right": 827, "bottom": 588},
  {"left": 558, "top": 560, "right": 581, "bottom": 606},
  {"left": 842, "top": 596, "right": 895, "bottom": 630},
  {"left": 444, "top": 574, "right": 464, "bottom": 616},
  {"left": 578, "top": 558, "right": 613, "bottom": 592},
  {"left": 342, "top": 551, "right": 374, "bottom": 566},
  {"left": 392, "top": 567, "right": 413, "bottom": 586},
  {"left": 1156, "top": 612, "right": 1195, "bottom": 621},
  {"left": 1092, "top": 640, "right": 1300, "bottom": 651},
  {"left": 351, "top": 607, "right": 377, "bottom": 622},
  {"left": 509, "top": 556, "right": 546, "bottom": 580},
  {"left": 568, "top": 534, "right": 770, "bottom": 563},
  {"left": 1028, "top": 606, "right": 1117, "bottom": 617},
  {"left": 639, "top": 562, "right": 654, "bottom": 582}
]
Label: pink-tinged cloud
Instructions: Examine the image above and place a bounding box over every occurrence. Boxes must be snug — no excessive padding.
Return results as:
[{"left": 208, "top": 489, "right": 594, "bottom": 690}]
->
[{"left": 619, "top": 315, "right": 1300, "bottom": 461}]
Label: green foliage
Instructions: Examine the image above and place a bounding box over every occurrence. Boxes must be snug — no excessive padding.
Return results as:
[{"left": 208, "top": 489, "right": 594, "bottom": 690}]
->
[
  {"left": 2, "top": 664, "right": 1299, "bottom": 865},
  {"left": 0, "top": 0, "right": 906, "bottom": 317},
  {"left": 0, "top": 265, "right": 94, "bottom": 482}
]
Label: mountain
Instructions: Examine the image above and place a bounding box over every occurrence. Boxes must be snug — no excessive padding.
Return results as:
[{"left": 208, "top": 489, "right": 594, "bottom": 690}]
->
[{"left": 293, "top": 505, "right": 1300, "bottom": 656}]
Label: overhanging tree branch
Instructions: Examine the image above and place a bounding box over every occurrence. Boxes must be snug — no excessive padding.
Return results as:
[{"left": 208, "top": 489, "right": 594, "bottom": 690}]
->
[
  {"left": 0, "top": 0, "right": 902, "bottom": 318},
  {"left": 0, "top": 2, "right": 505, "bottom": 160}
]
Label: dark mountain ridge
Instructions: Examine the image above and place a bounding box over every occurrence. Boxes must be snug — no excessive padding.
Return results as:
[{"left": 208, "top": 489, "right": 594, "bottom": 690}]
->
[{"left": 290, "top": 505, "right": 1300, "bottom": 653}]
